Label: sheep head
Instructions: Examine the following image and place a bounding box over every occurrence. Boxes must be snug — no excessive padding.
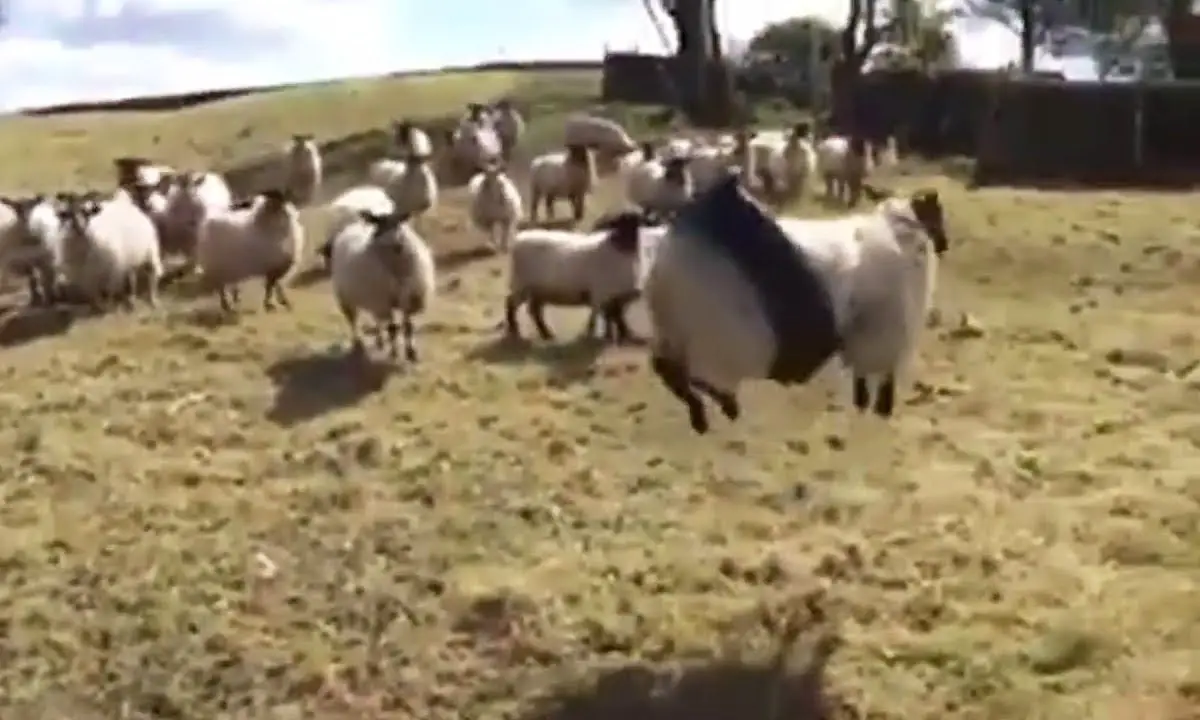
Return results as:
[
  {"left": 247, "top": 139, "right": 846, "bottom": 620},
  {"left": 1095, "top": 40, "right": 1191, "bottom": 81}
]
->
[
  {"left": 909, "top": 189, "right": 948, "bottom": 256},
  {"left": 596, "top": 210, "right": 648, "bottom": 256},
  {"left": 2, "top": 194, "right": 43, "bottom": 221},
  {"left": 663, "top": 156, "right": 691, "bottom": 184},
  {"left": 360, "top": 210, "right": 417, "bottom": 276},
  {"left": 56, "top": 194, "right": 102, "bottom": 235},
  {"left": 639, "top": 141, "right": 656, "bottom": 161},
  {"left": 565, "top": 144, "right": 592, "bottom": 166},
  {"left": 789, "top": 121, "right": 812, "bottom": 141},
  {"left": 291, "top": 133, "right": 314, "bottom": 146},
  {"left": 113, "top": 156, "right": 152, "bottom": 188}
]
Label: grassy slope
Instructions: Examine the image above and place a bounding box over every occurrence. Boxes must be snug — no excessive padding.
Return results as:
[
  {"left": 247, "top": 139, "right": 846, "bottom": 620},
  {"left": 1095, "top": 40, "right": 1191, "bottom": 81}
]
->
[{"left": 0, "top": 68, "right": 1198, "bottom": 720}]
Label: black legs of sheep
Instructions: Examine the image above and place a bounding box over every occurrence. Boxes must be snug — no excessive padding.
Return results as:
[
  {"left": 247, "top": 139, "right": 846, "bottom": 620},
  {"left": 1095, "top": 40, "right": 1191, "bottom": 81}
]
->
[
  {"left": 852, "top": 375, "right": 896, "bottom": 418},
  {"left": 504, "top": 293, "right": 638, "bottom": 345},
  {"left": 650, "top": 356, "right": 740, "bottom": 434}
]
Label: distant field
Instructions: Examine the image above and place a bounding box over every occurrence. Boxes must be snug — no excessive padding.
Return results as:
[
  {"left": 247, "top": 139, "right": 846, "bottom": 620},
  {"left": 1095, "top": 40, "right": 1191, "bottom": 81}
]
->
[{"left": 0, "top": 64, "right": 1197, "bottom": 720}]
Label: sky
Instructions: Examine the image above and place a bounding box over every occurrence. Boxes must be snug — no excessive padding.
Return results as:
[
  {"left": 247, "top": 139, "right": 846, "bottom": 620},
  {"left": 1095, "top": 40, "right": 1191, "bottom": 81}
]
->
[{"left": 0, "top": 0, "right": 1105, "bottom": 112}]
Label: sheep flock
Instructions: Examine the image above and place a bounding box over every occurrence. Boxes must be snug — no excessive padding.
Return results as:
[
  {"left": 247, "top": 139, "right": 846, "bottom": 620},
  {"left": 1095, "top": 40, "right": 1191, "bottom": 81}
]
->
[{"left": 0, "top": 100, "right": 938, "bottom": 435}]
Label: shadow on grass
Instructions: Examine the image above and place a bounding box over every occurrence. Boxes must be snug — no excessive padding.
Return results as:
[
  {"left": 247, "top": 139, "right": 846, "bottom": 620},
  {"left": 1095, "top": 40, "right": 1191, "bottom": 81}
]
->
[
  {"left": 265, "top": 346, "right": 390, "bottom": 426},
  {"left": 0, "top": 306, "right": 75, "bottom": 348},
  {"left": 521, "top": 622, "right": 854, "bottom": 720},
  {"left": 466, "top": 333, "right": 606, "bottom": 385}
]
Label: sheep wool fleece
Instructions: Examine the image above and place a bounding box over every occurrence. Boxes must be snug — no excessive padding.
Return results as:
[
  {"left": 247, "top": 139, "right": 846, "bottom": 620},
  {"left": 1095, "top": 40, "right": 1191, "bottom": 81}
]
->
[{"left": 670, "top": 175, "right": 842, "bottom": 383}]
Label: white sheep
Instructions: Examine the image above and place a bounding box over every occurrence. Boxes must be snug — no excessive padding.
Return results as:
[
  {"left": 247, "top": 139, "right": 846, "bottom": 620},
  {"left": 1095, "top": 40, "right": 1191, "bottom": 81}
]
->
[
  {"left": 468, "top": 162, "right": 524, "bottom": 252},
  {"left": 160, "top": 171, "right": 233, "bottom": 266},
  {"left": 113, "top": 157, "right": 176, "bottom": 194},
  {"left": 0, "top": 195, "right": 62, "bottom": 305},
  {"left": 528, "top": 145, "right": 596, "bottom": 224},
  {"left": 318, "top": 185, "right": 396, "bottom": 266},
  {"left": 329, "top": 209, "right": 435, "bottom": 362},
  {"left": 195, "top": 189, "right": 305, "bottom": 312},
  {"left": 57, "top": 191, "right": 163, "bottom": 310},
  {"left": 391, "top": 120, "right": 433, "bottom": 160},
  {"left": 816, "top": 135, "right": 871, "bottom": 206},
  {"left": 367, "top": 156, "right": 438, "bottom": 220},
  {"left": 283, "top": 134, "right": 322, "bottom": 206},
  {"left": 642, "top": 175, "right": 949, "bottom": 433},
  {"left": 491, "top": 99, "right": 525, "bottom": 161},
  {"left": 504, "top": 212, "right": 650, "bottom": 344}
]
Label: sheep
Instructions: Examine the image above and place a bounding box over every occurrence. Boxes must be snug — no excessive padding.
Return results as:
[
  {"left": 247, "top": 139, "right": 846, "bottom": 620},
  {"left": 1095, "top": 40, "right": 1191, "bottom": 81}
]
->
[
  {"left": 56, "top": 191, "right": 163, "bottom": 310},
  {"left": 328, "top": 209, "right": 435, "bottom": 362},
  {"left": 642, "top": 174, "right": 949, "bottom": 434},
  {"left": 563, "top": 113, "right": 638, "bottom": 159},
  {"left": 491, "top": 98, "right": 525, "bottom": 161},
  {"left": 367, "top": 155, "right": 438, "bottom": 220},
  {"left": 528, "top": 145, "right": 596, "bottom": 224},
  {"left": 391, "top": 120, "right": 433, "bottom": 160},
  {"left": 113, "top": 156, "right": 176, "bottom": 194},
  {"left": 467, "top": 162, "right": 524, "bottom": 252},
  {"left": 622, "top": 145, "right": 694, "bottom": 221},
  {"left": 0, "top": 195, "right": 63, "bottom": 305},
  {"left": 159, "top": 171, "right": 233, "bottom": 266},
  {"left": 449, "top": 115, "right": 503, "bottom": 175},
  {"left": 195, "top": 189, "right": 305, "bottom": 313},
  {"left": 318, "top": 185, "right": 396, "bottom": 266},
  {"left": 283, "top": 134, "right": 322, "bottom": 206},
  {"left": 503, "top": 211, "right": 651, "bottom": 344},
  {"left": 816, "top": 135, "right": 871, "bottom": 206}
]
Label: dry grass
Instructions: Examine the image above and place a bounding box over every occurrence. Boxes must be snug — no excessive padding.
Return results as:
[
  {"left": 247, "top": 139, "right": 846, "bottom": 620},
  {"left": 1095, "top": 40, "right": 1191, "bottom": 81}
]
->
[{"left": 0, "top": 67, "right": 1199, "bottom": 720}]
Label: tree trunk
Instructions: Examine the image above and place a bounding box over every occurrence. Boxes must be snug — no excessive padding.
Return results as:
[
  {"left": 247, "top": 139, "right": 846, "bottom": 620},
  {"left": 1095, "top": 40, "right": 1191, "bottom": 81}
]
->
[
  {"left": 1019, "top": 0, "right": 1035, "bottom": 73},
  {"left": 665, "top": 0, "right": 734, "bottom": 126}
]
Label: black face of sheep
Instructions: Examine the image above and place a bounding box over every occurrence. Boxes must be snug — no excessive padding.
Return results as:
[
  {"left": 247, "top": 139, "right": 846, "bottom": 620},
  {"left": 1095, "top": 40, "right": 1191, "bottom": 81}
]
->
[
  {"left": 910, "top": 190, "right": 949, "bottom": 256},
  {"left": 791, "top": 121, "right": 811, "bottom": 139},
  {"left": 57, "top": 197, "right": 101, "bottom": 231},
  {"left": 259, "top": 189, "right": 293, "bottom": 211},
  {"left": 113, "top": 157, "right": 150, "bottom": 187},
  {"left": 595, "top": 211, "right": 645, "bottom": 256},
  {"left": 639, "top": 141, "right": 656, "bottom": 161},
  {"left": 663, "top": 157, "right": 690, "bottom": 183},
  {"left": 291, "top": 134, "right": 313, "bottom": 146},
  {"left": 565, "top": 144, "right": 590, "bottom": 166}
]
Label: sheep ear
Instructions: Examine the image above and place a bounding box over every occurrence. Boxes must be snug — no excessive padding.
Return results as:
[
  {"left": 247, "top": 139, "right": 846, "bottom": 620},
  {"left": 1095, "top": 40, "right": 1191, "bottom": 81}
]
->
[{"left": 861, "top": 184, "right": 892, "bottom": 202}]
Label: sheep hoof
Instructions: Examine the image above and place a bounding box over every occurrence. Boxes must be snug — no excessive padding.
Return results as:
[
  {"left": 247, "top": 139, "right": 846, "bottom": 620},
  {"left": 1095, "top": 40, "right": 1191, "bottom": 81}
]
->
[
  {"left": 688, "top": 405, "right": 710, "bottom": 434},
  {"left": 405, "top": 346, "right": 419, "bottom": 363},
  {"left": 852, "top": 377, "right": 871, "bottom": 412},
  {"left": 873, "top": 379, "right": 896, "bottom": 418}
]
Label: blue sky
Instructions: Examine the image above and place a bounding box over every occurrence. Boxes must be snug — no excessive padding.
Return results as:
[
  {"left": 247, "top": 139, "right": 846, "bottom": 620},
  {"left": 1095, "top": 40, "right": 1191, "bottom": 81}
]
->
[{"left": 0, "top": 0, "right": 1096, "bottom": 112}]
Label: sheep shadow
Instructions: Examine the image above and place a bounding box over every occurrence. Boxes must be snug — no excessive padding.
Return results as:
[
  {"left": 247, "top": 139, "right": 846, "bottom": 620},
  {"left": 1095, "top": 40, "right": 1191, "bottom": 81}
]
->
[
  {"left": 520, "top": 631, "right": 852, "bottom": 720},
  {"left": 265, "top": 345, "right": 390, "bottom": 426},
  {"left": 176, "top": 305, "right": 242, "bottom": 330},
  {"left": 290, "top": 263, "right": 330, "bottom": 288},
  {"left": 0, "top": 305, "right": 75, "bottom": 348},
  {"left": 519, "top": 218, "right": 578, "bottom": 231},
  {"left": 466, "top": 333, "right": 606, "bottom": 385}
]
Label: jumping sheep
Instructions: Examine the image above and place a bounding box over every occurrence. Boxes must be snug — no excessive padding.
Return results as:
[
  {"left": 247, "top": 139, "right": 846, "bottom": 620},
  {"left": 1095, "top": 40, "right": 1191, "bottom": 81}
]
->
[
  {"left": 468, "top": 162, "right": 524, "bottom": 252},
  {"left": 328, "top": 209, "right": 435, "bottom": 362},
  {"left": 563, "top": 113, "right": 638, "bottom": 161},
  {"left": 392, "top": 120, "right": 433, "bottom": 160},
  {"left": 528, "top": 145, "right": 596, "bottom": 224},
  {"left": 195, "top": 189, "right": 305, "bottom": 313},
  {"left": 642, "top": 174, "right": 948, "bottom": 434},
  {"left": 816, "top": 135, "right": 871, "bottom": 206},
  {"left": 57, "top": 191, "right": 163, "bottom": 310},
  {"left": 318, "top": 185, "right": 397, "bottom": 266},
  {"left": 450, "top": 114, "right": 503, "bottom": 175},
  {"left": 0, "top": 195, "right": 62, "bottom": 305},
  {"left": 283, "top": 134, "right": 322, "bottom": 206},
  {"left": 367, "top": 155, "right": 438, "bottom": 220},
  {"left": 160, "top": 171, "right": 233, "bottom": 266},
  {"left": 491, "top": 98, "right": 525, "bottom": 160},
  {"left": 504, "top": 211, "right": 651, "bottom": 344}
]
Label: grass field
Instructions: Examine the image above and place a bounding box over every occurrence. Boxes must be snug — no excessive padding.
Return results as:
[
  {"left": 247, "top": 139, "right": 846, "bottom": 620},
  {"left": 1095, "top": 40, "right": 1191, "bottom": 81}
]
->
[{"left": 0, "top": 66, "right": 1198, "bottom": 720}]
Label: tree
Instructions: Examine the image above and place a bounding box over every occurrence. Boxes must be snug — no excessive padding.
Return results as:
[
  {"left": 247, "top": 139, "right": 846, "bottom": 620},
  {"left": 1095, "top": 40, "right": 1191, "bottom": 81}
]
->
[
  {"left": 829, "top": 0, "right": 892, "bottom": 134},
  {"left": 644, "top": 0, "right": 735, "bottom": 125},
  {"left": 747, "top": 16, "right": 839, "bottom": 69}
]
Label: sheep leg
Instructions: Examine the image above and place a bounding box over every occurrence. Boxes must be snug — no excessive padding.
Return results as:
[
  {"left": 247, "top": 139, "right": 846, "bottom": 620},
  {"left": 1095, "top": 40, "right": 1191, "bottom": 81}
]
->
[
  {"left": 570, "top": 194, "right": 585, "bottom": 223},
  {"left": 503, "top": 295, "right": 524, "bottom": 338},
  {"left": 851, "top": 376, "right": 872, "bottom": 412},
  {"left": 873, "top": 374, "right": 896, "bottom": 418},
  {"left": 25, "top": 274, "right": 44, "bottom": 307},
  {"left": 121, "top": 274, "right": 137, "bottom": 311},
  {"left": 689, "top": 379, "right": 740, "bottom": 421},
  {"left": 601, "top": 295, "right": 641, "bottom": 345},
  {"left": 217, "top": 286, "right": 235, "bottom": 313},
  {"left": 650, "top": 356, "right": 710, "bottom": 434},
  {"left": 527, "top": 298, "right": 555, "bottom": 341},
  {"left": 142, "top": 264, "right": 159, "bottom": 307},
  {"left": 529, "top": 193, "right": 540, "bottom": 223},
  {"left": 400, "top": 313, "right": 418, "bottom": 363},
  {"left": 262, "top": 268, "right": 291, "bottom": 311},
  {"left": 544, "top": 195, "right": 555, "bottom": 221}
]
